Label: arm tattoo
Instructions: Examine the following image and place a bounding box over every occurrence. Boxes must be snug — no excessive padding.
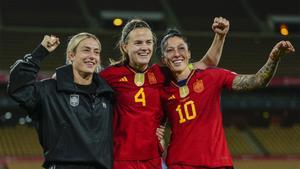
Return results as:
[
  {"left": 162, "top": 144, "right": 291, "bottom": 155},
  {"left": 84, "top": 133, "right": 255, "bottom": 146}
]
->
[{"left": 232, "top": 58, "right": 280, "bottom": 91}]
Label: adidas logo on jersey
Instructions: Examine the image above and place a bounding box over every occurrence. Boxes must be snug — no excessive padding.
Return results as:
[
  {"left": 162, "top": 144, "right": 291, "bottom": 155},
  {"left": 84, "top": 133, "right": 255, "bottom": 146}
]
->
[
  {"left": 168, "top": 95, "right": 176, "bottom": 100},
  {"left": 119, "top": 76, "right": 128, "bottom": 82}
]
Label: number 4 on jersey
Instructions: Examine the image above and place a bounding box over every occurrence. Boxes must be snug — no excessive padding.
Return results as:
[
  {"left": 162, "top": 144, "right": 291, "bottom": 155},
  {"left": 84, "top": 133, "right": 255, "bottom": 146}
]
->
[{"left": 134, "top": 87, "right": 146, "bottom": 106}]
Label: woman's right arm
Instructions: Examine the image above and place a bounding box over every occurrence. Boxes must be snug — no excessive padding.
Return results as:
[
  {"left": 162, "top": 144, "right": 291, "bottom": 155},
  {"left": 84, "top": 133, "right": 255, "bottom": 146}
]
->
[{"left": 7, "top": 35, "right": 60, "bottom": 110}]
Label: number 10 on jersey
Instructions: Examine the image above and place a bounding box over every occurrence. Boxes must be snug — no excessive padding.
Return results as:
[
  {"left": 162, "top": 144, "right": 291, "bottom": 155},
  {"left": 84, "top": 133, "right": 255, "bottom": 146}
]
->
[{"left": 176, "top": 100, "right": 197, "bottom": 124}]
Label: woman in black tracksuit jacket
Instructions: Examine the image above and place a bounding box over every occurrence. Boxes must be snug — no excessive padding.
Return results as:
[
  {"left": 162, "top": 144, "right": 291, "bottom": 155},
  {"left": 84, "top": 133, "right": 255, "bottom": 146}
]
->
[{"left": 7, "top": 33, "right": 114, "bottom": 169}]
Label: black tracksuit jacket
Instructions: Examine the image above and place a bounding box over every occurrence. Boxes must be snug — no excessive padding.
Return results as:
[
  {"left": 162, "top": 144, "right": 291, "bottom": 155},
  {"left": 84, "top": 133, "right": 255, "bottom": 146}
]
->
[{"left": 7, "top": 45, "right": 114, "bottom": 169}]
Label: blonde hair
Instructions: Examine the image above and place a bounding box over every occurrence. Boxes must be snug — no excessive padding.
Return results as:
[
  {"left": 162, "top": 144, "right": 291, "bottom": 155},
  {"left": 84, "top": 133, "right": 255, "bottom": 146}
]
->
[{"left": 66, "top": 32, "right": 101, "bottom": 64}]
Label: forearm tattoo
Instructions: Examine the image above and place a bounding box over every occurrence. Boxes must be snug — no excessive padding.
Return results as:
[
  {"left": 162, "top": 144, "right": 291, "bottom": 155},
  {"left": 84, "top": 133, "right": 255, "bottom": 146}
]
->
[{"left": 232, "top": 59, "right": 280, "bottom": 91}]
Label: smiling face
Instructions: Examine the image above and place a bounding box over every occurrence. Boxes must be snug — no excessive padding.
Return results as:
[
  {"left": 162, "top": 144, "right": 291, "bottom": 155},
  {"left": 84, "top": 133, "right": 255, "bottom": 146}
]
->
[
  {"left": 122, "top": 27, "right": 154, "bottom": 71},
  {"left": 68, "top": 37, "right": 101, "bottom": 76},
  {"left": 162, "top": 36, "right": 191, "bottom": 74}
]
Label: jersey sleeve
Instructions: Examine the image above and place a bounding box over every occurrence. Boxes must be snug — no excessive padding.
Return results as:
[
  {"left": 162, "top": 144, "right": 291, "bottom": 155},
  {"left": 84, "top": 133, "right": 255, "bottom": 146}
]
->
[
  {"left": 99, "top": 66, "right": 116, "bottom": 85},
  {"left": 222, "top": 69, "right": 238, "bottom": 90},
  {"left": 209, "top": 68, "right": 237, "bottom": 90}
]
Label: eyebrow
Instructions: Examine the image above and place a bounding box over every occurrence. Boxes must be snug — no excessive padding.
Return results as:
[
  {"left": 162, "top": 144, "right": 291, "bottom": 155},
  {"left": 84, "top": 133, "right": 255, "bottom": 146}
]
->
[
  {"left": 81, "top": 45, "right": 100, "bottom": 50},
  {"left": 167, "top": 44, "right": 185, "bottom": 48}
]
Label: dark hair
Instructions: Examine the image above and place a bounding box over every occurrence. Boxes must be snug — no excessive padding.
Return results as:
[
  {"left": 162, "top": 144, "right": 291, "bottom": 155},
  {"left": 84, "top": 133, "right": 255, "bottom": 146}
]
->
[
  {"left": 112, "top": 18, "right": 157, "bottom": 65},
  {"left": 160, "top": 28, "right": 189, "bottom": 57}
]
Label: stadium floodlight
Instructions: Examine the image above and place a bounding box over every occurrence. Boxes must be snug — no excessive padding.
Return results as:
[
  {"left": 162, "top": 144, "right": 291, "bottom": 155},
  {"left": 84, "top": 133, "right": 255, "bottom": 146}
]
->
[
  {"left": 99, "top": 10, "right": 165, "bottom": 29},
  {"left": 267, "top": 15, "right": 300, "bottom": 35}
]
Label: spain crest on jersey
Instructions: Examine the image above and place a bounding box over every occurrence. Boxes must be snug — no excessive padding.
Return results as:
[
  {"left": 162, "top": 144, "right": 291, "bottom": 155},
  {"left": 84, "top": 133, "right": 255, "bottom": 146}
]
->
[
  {"left": 70, "top": 94, "right": 79, "bottom": 107},
  {"left": 147, "top": 72, "right": 157, "bottom": 85},
  {"left": 193, "top": 79, "right": 204, "bottom": 93}
]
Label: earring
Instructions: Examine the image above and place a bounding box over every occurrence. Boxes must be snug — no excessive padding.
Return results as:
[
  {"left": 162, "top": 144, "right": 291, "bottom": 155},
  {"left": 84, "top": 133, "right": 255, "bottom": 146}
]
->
[{"left": 95, "top": 65, "right": 103, "bottom": 73}]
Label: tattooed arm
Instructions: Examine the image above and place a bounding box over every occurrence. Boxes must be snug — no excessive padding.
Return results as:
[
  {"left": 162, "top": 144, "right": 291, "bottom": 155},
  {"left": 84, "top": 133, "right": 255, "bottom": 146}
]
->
[{"left": 232, "top": 41, "right": 295, "bottom": 91}]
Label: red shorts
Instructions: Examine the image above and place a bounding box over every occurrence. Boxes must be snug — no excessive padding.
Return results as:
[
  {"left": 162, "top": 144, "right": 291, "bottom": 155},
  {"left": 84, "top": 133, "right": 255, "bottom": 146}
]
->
[
  {"left": 114, "top": 157, "right": 163, "bottom": 169},
  {"left": 168, "top": 165, "right": 234, "bottom": 169}
]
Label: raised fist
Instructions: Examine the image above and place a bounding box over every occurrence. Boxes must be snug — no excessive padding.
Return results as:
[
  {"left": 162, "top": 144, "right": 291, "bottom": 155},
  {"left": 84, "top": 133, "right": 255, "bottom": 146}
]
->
[
  {"left": 212, "top": 17, "right": 230, "bottom": 36},
  {"left": 41, "top": 35, "right": 60, "bottom": 52},
  {"left": 269, "top": 41, "right": 295, "bottom": 61}
]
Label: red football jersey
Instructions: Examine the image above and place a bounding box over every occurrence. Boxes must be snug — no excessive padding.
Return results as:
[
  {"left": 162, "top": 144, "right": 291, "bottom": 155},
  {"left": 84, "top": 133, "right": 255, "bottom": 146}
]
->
[
  {"left": 161, "top": 68, "right": 237, "bottom": 167},
  {"left": 100, "top": 64, "right": 166, "bottom": 160}
]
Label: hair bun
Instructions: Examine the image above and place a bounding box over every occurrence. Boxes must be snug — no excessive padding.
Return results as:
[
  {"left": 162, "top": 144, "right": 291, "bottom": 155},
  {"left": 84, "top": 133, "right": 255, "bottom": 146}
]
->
[{"left": 166, "top": 28, "right": 181, "bottom": 35}]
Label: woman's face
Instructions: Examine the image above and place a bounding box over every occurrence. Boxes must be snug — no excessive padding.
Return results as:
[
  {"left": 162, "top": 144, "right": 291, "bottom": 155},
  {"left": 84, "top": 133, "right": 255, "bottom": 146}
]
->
[
  {"left": 69, "top": 38, "right": 101, "bottom": 75},
  {"left": 163, "top": 36, "right": 190, "bottom": 74},
  {"left": 123, "top": 27, "right": 154, "bottom": 70}
]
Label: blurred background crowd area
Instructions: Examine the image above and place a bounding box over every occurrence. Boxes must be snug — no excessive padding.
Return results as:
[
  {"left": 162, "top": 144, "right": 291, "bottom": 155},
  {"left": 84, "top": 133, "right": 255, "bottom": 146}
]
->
[{"left": 0, "top": 0, "right": 300, "bottom": 169}]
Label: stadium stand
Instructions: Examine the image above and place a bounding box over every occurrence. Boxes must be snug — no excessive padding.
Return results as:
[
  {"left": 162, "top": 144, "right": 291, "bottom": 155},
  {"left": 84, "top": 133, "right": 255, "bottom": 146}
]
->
[
  {"left": 6, "top": 160, "right": 43, "bottom": 169},
  {"left": 0, "top": 0, "right": 299, "bottom": 168},
  {"left": 250, "top": 125, "right": 300, "bottom": 155},
  {"left": 0, "top": 125, "right": 42, "bottom": 157},
  {"left": 234, "top": 158, "right": 300, "bottom": 169},
  {"left": 225, "top": 127, "right": 259, "bottom": 156}
]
